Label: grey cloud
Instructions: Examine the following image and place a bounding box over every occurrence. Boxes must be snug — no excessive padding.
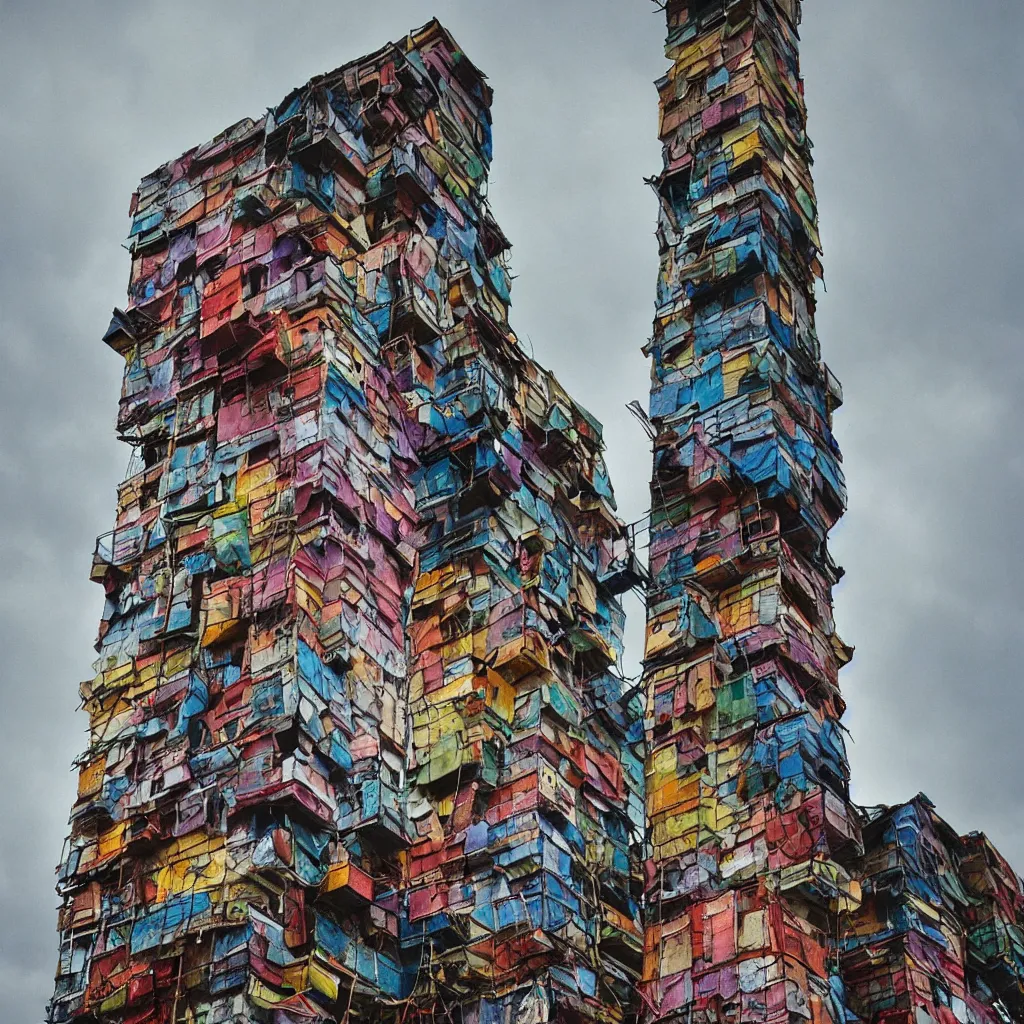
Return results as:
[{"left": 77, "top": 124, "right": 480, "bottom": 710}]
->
[
  {"left": 805, "top": 0, "right": 1024, "bottom": 854},
  {"left": 0, "top": 1, "right": 1020, "bottom": 1020}
]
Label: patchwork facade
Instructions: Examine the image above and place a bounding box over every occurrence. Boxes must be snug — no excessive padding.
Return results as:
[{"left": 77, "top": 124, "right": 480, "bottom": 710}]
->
[
  {"left": 51, "top": 21, "right": 643, "bottom": 1024},
  {"left": 640, "top": 3, "right": 1024, "bottom": 1024},
  {"left": 51, "top": 9, "right": 1024, "bottom": 1024},
  {"left": 842, "top": 797, "right": 1024, "bottom": 1024},
  {"left": 641, "top": 1, "right": 861, "bottom": 1021}
]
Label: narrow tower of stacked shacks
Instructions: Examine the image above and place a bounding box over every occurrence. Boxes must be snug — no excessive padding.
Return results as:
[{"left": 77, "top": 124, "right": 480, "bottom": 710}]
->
[
  {"left": 50, "top": 21, "right": 645, "bottom": 1024},
  {"left": 640, "top": 2, "right": 864, "bottom": 1023},
  {"left": 640, "top": 4, "right": 1024, "bottom": 1024}
]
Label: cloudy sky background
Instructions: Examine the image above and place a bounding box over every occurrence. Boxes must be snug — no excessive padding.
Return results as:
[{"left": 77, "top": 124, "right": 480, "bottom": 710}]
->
[{"left": 0, "top": 0, "right": 1021, "bottom": 1018}]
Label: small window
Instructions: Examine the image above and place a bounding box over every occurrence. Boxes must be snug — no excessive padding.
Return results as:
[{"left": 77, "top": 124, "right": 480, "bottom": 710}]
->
[
  {"left": 243, "top": 264, "right": 267, "bottom": 300},
  {"left": 742, "top": 513, "right": 776, "bottom": 544}
]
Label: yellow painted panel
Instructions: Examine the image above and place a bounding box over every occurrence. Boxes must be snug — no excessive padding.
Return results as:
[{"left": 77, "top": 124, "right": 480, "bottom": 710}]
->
[{"left": 98, "top": 822, "right": 127, "bottom": 860}]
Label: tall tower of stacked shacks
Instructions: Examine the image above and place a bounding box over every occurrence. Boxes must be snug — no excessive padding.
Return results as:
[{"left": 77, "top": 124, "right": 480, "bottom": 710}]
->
[
  {"left": 50, "top": 21, "right": 645, "bottom": 1024},
  {"left": 640, "top": 0, "right": 862, "bottom": 1022},
  {"left": 640, "top": 4, "right": 1024, "bottom": 1024}
]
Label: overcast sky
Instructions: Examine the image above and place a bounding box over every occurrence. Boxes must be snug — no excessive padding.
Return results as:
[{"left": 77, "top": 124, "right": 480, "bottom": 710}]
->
[{"left": 0, "top": 1, "right": 1021, "bottom": 1019}]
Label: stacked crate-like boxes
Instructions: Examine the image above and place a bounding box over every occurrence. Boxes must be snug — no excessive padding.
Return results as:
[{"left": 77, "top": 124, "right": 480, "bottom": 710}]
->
[
  {"left": 51, "top": 20, "right": 643, "bottom": 1024},
  {"left": 641, "top": 3, "right": 863, "bottom": 1023}
]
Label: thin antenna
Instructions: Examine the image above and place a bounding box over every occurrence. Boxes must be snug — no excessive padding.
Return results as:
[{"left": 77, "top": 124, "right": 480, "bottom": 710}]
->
[{"left": 626, "top": 399, "right": 657, "bottom": 441}]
